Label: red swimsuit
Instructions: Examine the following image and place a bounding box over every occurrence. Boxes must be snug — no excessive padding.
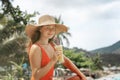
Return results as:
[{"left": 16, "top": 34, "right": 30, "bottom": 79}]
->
[{"left": 30, "top": 43, "right": 54, "bottom": 80}]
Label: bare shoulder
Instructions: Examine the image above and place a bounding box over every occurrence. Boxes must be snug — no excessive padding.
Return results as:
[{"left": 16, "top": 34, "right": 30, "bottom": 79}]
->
[{"left": 29, "top": 44, "right": 41, "bottom": 56}]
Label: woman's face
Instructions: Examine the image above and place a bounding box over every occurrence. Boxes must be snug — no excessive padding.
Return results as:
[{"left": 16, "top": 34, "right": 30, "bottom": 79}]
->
[{"left": 40, "top": 25, "right": 56, "bottom": 39}]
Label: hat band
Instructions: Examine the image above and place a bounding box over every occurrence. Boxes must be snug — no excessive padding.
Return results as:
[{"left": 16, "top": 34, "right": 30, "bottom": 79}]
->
[{"left": 39, "top": 21, "right": 56, "bottom": 26}]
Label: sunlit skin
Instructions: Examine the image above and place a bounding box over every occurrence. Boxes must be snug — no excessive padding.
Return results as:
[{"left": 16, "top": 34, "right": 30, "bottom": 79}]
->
[
  {"left": 29, "top": 25, "right": 87, "bottom": 80},
  {"left": 29, "top": 25, "right": 59, "bottom": 80},
  {"left": 40, "top": 25, "right": 56, "bottom": 39}
]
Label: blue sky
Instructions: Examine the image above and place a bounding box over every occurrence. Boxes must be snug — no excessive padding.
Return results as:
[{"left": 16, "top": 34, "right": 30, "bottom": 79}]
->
[{"left": 12, "top": 0, "right": 120, "bottom": 50}]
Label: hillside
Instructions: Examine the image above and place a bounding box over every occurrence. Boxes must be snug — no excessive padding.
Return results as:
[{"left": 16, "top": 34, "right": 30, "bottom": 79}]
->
[
  {"left": 90, "top": 41, "right": 120, "bottom": 66},
  {"left": 91, "top": 41, "right": 120, "bottom": 54}
]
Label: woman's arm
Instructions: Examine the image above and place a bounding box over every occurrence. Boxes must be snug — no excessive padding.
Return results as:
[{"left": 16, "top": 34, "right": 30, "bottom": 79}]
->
[
  {"left": 63, "top": 56, "right": 87, "bottom": 80},
  {"left": 29, "top": 44, "right": 57, "bottom": 80}
]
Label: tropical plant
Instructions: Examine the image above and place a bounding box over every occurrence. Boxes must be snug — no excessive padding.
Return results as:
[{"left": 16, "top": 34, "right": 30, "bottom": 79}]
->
[
  {"left": 2, "top": 57, "right": 30, "bottom": 80},
  {"left": 0, "top": 31, "right": 29, "bottom": 65},
  {"left": 54, "top": 16, "right": 71, "bottom": 47},
  {"left": 0, "top": 0, "right": 38, "bottom": 25},
  {"left": 91, "top": 53, "right": 103, "bottom": 70},
  {"left": 64, "top": 49, "right": 93, "bottom": 68},
  {"left": 0, "top": 0, "right": 38, "bottom": 65}
]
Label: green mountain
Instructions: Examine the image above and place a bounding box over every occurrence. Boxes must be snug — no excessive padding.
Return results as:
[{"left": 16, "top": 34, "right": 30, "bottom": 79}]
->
[
  {"left": 91, "top": 41, "right": 120, "bottom": 54},
  {"left": 90, "top": 41, "right": 120, "bottom": 66},
  {"left": 66, "top": 42, "right": 120, "bottom": 66}
]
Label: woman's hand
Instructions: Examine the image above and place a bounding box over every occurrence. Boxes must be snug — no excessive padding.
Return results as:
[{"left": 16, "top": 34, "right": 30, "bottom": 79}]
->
[{"left": 51, "top": 50, "right": 61, "bottom": 64}]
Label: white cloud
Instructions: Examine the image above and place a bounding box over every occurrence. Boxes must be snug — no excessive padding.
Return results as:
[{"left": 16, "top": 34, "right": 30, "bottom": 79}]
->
[
  {"left": 12, "top": 0, "right": 120, "bottom": 50},
  {"left": 92, "top": 1, "right": 120, "bottom": 19}
]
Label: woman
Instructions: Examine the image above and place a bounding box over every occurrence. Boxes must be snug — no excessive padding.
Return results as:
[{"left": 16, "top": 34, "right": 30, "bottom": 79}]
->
[{"left": 25, "top": 15, "right": 87, "bottom": 80}]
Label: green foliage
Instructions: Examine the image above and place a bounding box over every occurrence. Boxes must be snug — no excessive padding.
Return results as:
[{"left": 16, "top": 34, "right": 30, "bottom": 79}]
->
[
  {"left": 4, "top": 73, "right": 14, "bottom": 80},
  {"left": 101, "top": 53, "right": 120, "bottom": 66},
  {"left": 0, "top": 0, "right": 38, "bottom": 65},
  {"left": 0, "top": 0, "right": 39, "bottom": 43},
  {"left": 1, "top": 0, "right": 39, "bottom": 25},
  {"left": 2, "top": 57, "right": 30, "bottom": 80},
  {"left": 64, "top": 50, "right": 93, "bottom": 68},
  {"left": 89, "top": 53, "right": 103, "bottom": 70},
  {"left": 8, "top": 57, "right": 24, "bottom": 77},
  {"left": 63, "top": 49, "right": 103, "bottom": 71}
]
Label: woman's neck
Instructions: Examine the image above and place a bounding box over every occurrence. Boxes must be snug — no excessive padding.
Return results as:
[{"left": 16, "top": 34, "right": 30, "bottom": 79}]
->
[{"left": 38, "top": 37, "right": 49, "bottom": 45}]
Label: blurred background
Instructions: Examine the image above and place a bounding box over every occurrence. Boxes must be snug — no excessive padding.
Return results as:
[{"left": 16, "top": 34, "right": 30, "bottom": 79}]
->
[{"left": 0, "top": 0, "right": 120, "bottom": 80}]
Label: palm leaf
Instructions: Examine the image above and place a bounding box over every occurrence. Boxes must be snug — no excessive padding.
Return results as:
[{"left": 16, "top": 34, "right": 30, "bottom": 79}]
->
[
  {"left": 54, "top": 15, "right": 71, "bottom": 47},
  {"left": 9, "top": 61, "right": 22, "bottom": 71}
]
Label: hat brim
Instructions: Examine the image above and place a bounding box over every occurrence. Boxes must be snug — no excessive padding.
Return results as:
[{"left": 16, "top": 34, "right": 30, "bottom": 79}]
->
[{"left": 25, "top": 23, "right": 68, "bottom": 38}]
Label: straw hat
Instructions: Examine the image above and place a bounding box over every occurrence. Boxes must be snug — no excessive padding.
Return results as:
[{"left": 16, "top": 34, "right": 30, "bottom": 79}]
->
[{"left": 25, "top": 15, "right": 68, "bottom": 39}]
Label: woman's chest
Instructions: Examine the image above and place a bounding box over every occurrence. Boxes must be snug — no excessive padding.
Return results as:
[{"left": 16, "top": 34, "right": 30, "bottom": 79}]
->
[{"left": 42, "top": 45, "right": 55, "bottom": 59}]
